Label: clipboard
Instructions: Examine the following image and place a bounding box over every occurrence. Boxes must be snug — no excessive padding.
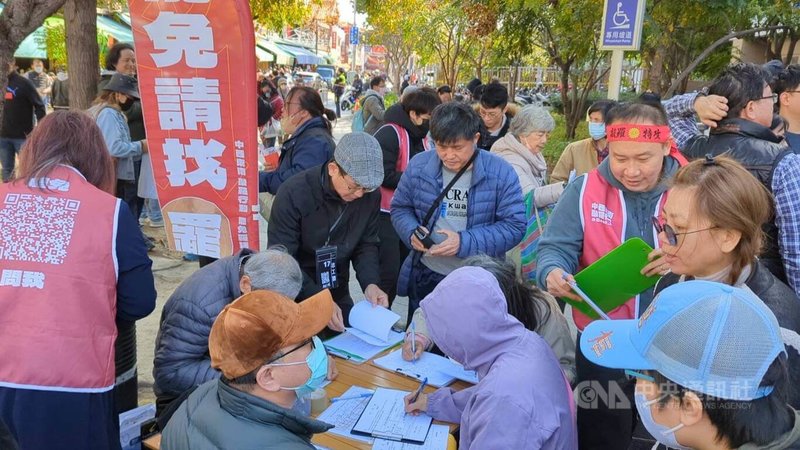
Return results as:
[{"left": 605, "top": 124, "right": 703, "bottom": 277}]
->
[
  {"left": 351, "top": 387, "right": 432, "bottom": 444},
  {"left": 563, "top": 237, "right": 658, "bottom": 319}
]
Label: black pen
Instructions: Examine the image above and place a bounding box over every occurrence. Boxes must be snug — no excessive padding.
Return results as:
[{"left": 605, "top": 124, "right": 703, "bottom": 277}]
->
[{"left": 410, "top": 377, "right": 428, "bottom": 403}]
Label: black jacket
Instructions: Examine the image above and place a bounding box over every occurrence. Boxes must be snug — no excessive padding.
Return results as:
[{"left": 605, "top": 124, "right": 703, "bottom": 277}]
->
[
  {"left": 2, "top": 72, "right": 45, "bottom": 139},
  {"left": 374, "top": 103, "right": 429, "bottom": 191},
  {"left": 656, "top": 261, "right": 800, "bottom": 409},
  {"left": 477, "top": 112, "right": 511, "bottom": 150},
  {"left": 267, "top": 164, "right": 381, "bottom": 306},
  {"left": 685, "top": 118, "right": 789, "bottom": 281}
]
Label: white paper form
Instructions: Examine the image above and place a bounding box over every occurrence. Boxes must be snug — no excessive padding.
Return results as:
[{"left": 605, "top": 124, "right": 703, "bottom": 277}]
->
[
  {"left": 346, "top": 301, "right": 402, "bottom": 345},
  {"left": 436, "top": 359, "right": 479, "bottom": 385},
  {"left": 373, "top": 424, "right": 450, "bottom": 450},
  {"left": 316, "top": 386, "right": 375, "bottom": 444},
  {"left": 352, "top": 387, "right": 432, "bottom": 443},
  {"left": 324, "top": 331, "right": 396, "bottom": 363},
  {"left": 373, "top": 350, "right": 456, "bottom": 387}
]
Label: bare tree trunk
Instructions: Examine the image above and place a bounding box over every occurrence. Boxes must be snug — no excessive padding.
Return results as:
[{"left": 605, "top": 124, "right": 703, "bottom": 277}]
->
[
  {"left": 65, "top": 0, "right": 98, "bottom": 110},
  {"left": 0, "top": 0, "right": 69, "bottom": 124},
  {"left": 648, "top": 45, "right": 665, "bottom": 95}
]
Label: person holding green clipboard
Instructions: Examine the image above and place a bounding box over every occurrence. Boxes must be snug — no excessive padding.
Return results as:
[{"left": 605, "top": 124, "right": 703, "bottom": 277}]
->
[{"left": 536, "top": 98, "right": 687, "bottom": 450}]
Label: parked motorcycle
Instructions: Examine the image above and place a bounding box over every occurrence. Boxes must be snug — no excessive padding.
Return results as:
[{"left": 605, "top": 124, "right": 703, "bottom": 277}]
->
[{"left": 340, "top": 86, "right": 359, "bottom": 111}]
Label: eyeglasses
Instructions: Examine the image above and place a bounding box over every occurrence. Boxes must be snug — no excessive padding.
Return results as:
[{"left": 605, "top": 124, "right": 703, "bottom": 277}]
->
[
  {"left": 337, "top": 166, "right": 376, "bottom": 193},
  {"left": 478, "top": 108, "right": 503, "bottom": 120},
  {"left": 651, "top": 216, "right": 718, "bottom": 246},
  {"left": 755, "top": 93, "right": 778, "bottom": 104},
  {"left": 266, "top": 338, "right": 313, "bottom": 365}
]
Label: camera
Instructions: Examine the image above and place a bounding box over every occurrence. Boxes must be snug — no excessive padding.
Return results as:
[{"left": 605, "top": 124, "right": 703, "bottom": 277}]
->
[{"left": 414, "top": 226, "right": 436, "bottom": 249}]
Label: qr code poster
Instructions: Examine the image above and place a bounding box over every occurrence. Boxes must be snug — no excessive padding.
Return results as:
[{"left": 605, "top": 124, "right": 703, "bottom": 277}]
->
[{"left": 0, "top": 193, "right": 79, "bottom": 265}]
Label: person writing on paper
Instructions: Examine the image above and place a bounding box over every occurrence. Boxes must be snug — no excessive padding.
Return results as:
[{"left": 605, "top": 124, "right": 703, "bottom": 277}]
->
[
  {"left": 162, "top": 290, "right": 337, "bottom": 449},
  {"left": 268, "top": 133, "right": 389, "bottom": 332},
  {"left": 536, "top": 99, "right": 685, "bottom": 449},
  {"left": 402, "top": 255, "right": 576, "bottom": 384},
  {"left": 580, "top": 281, "right": 800, "bottom": 450},
  {"left": 403, "top": 266, "right": 577, "bottom": 449},
  {"left": 653, "top": 155, "right": 800, "bottom": 409}
]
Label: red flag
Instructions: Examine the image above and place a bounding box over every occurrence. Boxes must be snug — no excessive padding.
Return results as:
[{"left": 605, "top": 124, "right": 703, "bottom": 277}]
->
[{"left": 130, "top": 0, "right": 259, "bottom": 258}]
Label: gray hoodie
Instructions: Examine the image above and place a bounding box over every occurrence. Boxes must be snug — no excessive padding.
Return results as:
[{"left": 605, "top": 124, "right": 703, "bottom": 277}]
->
[{"left": 535, "top": 156, "right": 680, "bottom": 318}]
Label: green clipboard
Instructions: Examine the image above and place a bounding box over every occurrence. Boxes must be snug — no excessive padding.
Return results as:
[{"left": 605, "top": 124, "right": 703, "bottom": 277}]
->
[{"left": 564, "top": 237, "right": 659, "bottom": 319}]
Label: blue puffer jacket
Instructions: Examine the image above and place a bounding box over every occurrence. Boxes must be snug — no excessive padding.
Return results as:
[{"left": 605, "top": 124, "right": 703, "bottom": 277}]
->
[
  {"left": 258, "top": 116, "right": 335, "bottom": 195},
  {"left": 391, "top": 149, "right": 526, "bottom": 296},
  {"left": 152, "top": 249, "right": 253, "bottom": 402}
]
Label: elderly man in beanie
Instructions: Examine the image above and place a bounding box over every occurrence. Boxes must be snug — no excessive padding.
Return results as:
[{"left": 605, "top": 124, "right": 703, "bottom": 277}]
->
[
  {"left": 268, "top": 132, "right": 389, "bottom": 331},
  {"left": 161, "top": 290, "right": 336, "bottom": 449}
]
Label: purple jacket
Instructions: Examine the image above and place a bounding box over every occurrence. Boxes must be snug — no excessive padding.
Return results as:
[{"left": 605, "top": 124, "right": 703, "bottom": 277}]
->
[{"left": 421, "top": 267, "right": 577, "bottom": 449}]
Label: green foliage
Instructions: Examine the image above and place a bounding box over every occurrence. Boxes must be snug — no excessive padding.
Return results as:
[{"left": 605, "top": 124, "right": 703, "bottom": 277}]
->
[
  {"left": 250, "top": 0, "right": 315, "bottom": 32},
  {"left": 37, "top": 21, "right": 67, "bottom": 69},
  {"left": 542, "top": 112, "right": 590, "bottom": 169}
]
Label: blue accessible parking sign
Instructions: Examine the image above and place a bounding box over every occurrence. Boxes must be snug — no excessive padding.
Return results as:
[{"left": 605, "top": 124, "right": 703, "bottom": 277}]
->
[{"left": 600, "top": 0, "right": 646, "bottom": 50}]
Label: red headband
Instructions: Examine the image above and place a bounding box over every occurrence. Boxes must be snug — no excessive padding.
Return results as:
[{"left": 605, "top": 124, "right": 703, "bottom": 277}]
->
[{"left": 607, "top": 124, "right": 671, "bottom": 143}]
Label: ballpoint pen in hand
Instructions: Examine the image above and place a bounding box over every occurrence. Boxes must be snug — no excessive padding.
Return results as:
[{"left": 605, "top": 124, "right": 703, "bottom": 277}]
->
[
  {"left": 410, "top": 322, "right": 417, "bottom": 362},
  {"left": 410, "top": 377, "right": 428, "bottom": 404}
]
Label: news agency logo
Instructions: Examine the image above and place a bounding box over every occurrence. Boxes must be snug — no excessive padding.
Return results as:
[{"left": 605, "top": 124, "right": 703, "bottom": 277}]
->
[{"left": 574, "top": 380, "right": 631, "bottom": 410}]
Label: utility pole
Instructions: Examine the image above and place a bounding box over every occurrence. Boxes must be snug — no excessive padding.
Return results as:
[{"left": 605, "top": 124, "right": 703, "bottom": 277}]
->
[{"left": 351, "top": 0, "right": 357, "bottom": 72}]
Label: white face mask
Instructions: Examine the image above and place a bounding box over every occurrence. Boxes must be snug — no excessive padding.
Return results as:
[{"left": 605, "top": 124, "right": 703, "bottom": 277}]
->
[
  {"left": 56, "top": 72, "right": 67, "bottom": 82},
  {"left": 34, "top": 66, "right": 43, "bottom": 74},
  {"left": 634, "top": 392, "right": 690, "bottom": 450}
]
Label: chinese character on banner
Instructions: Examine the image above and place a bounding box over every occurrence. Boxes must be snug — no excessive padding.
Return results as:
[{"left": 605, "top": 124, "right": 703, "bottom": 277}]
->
[
  {"left": 163, "top": 138, "right": 227, "bottom": 189},
  {"left": 131, "top": 0, "right": 259, "bottom": 258}
]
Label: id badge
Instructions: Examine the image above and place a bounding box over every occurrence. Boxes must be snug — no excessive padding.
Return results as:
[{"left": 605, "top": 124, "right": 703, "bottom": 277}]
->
[{"left": 315, "top": 245, "right": 339, "bottom": 289}]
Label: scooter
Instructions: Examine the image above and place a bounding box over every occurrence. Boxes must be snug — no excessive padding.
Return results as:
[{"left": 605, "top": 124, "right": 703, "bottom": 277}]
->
[{"left": 340, "top": 86, "right": 359, "bottom": 111}]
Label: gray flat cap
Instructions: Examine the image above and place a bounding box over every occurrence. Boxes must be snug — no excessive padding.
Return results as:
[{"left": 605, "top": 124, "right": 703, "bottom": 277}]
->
[{"left": 334, "top": 132, "right": 384, "bottom": 191}]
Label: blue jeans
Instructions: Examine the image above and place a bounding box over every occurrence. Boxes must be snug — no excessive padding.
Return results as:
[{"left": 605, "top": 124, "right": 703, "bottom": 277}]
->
[
  {"left": 141, "top": 198, "right": 163, "bottom": 223},
  {"left": 0, "top": 138, "right": 25, "bottom": 182}
]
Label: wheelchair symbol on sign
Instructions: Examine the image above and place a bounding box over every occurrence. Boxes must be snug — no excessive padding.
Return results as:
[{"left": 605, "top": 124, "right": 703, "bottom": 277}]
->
[{"left": 611, "top": 2, "right": 631, "bottom": 29}]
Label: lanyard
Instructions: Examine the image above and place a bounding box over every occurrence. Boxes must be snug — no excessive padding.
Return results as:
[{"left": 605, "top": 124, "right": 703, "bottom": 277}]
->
[{"left": 324, "top": 203, "right": 349, "bottom": 247}]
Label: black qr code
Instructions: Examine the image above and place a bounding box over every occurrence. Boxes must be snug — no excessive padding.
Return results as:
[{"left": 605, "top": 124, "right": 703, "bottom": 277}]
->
[{"left": 0, "top": 193, "right": 80, "bottom": 265}]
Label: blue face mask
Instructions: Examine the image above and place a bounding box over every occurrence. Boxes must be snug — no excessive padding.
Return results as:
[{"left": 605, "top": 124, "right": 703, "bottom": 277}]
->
[
  {"left": 269, "top": 336, "right": 329, "bottom": 399},
  {"left": 588, "top": 122, "right": 606, "bottom": 140},
  {"left": 634, "top": 392, "right": 690, "bottom": 450}
]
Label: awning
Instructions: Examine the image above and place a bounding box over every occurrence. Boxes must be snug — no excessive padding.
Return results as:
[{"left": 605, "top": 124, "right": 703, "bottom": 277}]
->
[
  {"left": 257, "top": 39, "right": 294, "bottom": 65},
  {"left": 255, "top": 45, "right": 274, "bottom": 62},
  {"left": 0, "top": 3, "right": 47, "bottom": 58},
  {"left": 275, "top": 43, "right": 322, "bottom": 65},
  {"left": 97, "top": 15, "right": 133, "bottom": 43}
]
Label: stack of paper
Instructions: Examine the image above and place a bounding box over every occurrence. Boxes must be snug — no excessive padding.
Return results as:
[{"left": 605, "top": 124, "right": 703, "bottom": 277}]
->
[
  {"left": 325, "top": 301, "right": 404, "bottom": 362},
  {"left": 373, "top": 424, "right": 451, "bottom": 450},
  {"left": 373, "top": 350, "right": 459, "bottom": 387},
  {"left": 316, "top": 386, "right": 375, "bottom": 444},
  {"left": 352, "top": 387, "right": 433, "bottom": 443}
]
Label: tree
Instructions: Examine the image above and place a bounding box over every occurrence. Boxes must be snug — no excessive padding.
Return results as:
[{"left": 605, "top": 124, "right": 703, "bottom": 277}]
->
[
  {"left": 520, "top": 0, "right": 607, "bottom": 139},
  {"left": 418, "top": 1, "right": 478, "bottom": 87},
  {"left": 640, "top": 0, "right": 751, "bottom": 94},
  {"left": 362, "top": 0, "right": 427, "bottom": 92},
  {"left": 749, "top": 0, "right": 800, "bottom": 65},
  {"left": 250, "top": 0, "right": 316, "bottom": 32},
  {"left": 0, "top": 0, "right": 68, "bottom": 124},
  {"left": 65, "top": 0, "right": 98, "bottom": 109}
]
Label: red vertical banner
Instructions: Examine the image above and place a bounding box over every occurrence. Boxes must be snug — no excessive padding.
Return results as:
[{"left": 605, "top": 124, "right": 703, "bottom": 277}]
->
[{"left": 130, "top": 0, "right": 259, "bottom": 258}]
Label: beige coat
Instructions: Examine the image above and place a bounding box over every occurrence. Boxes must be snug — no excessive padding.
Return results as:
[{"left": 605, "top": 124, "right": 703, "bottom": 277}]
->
[
  {"left": 491, "top": 133, "right": 563, "bottom": 207},
  {"left": 550, "top": 137, "right": 602, "bottom": 183}
]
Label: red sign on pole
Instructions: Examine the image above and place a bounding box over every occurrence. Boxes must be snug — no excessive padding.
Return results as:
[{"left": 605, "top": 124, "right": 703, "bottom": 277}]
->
[{"left": 130, "top": 0, "right": 259, "bottom": 258}]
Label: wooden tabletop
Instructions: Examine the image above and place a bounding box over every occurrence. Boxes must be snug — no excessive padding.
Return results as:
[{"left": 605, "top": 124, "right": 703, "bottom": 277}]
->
[
  {"left": 312, "top": 356, "right": 469, "bottom": 449},
  {"left": 142, "top": 353, "right": 469, "bottom": 450}
]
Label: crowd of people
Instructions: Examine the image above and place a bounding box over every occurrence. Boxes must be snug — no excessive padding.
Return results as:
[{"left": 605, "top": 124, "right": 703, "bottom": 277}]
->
[{"left": 3, "top": 38, "right": 800, "bottom": 450}]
